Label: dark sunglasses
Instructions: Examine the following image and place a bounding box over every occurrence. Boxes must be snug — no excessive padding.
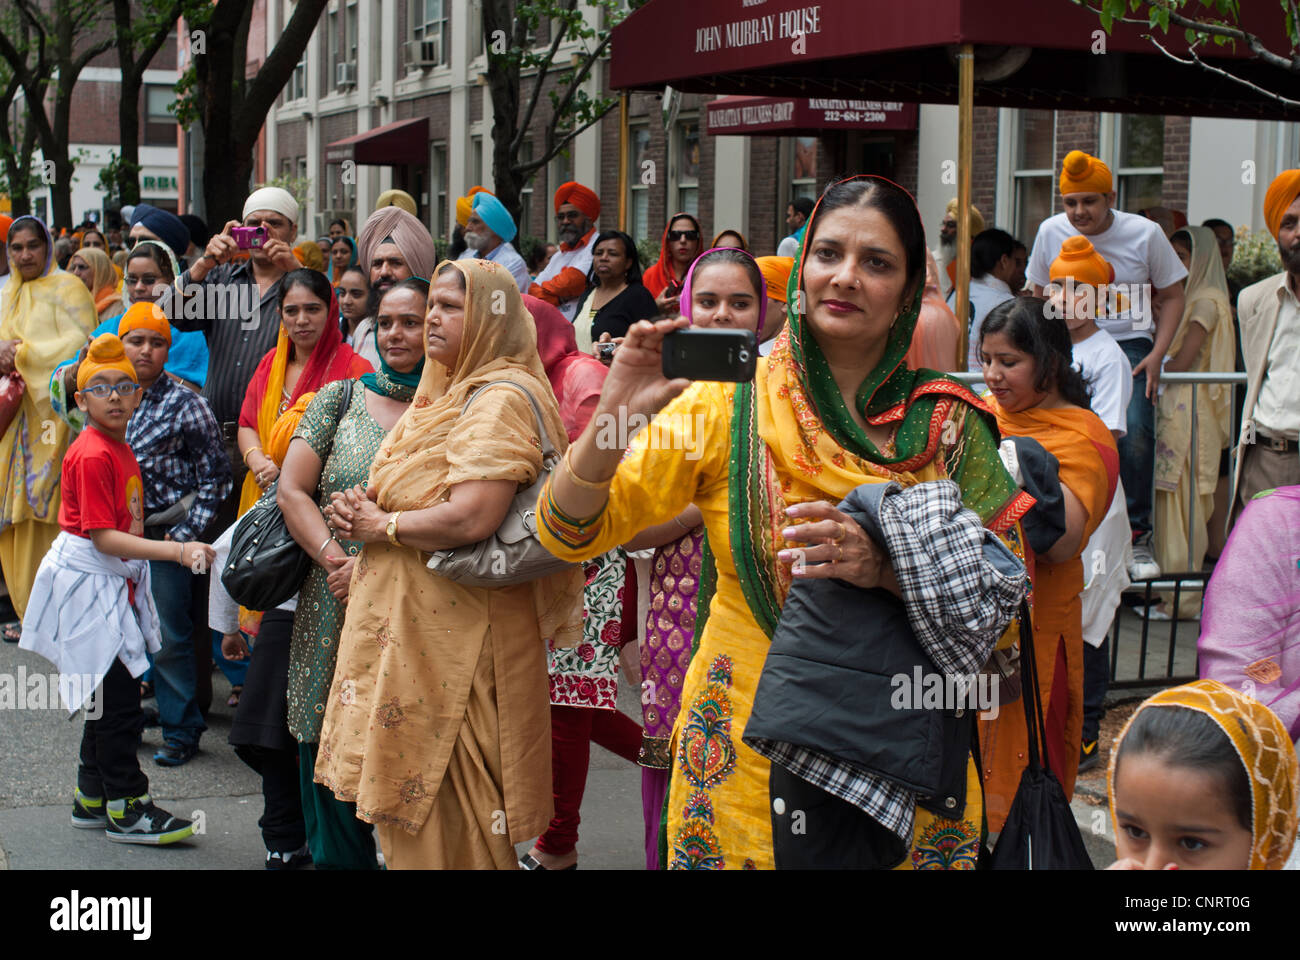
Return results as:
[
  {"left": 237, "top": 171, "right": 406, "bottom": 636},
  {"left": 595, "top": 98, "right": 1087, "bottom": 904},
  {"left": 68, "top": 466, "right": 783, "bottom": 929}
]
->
[{"left": 668, "top": 229, "right": 699, "bottom": 242}]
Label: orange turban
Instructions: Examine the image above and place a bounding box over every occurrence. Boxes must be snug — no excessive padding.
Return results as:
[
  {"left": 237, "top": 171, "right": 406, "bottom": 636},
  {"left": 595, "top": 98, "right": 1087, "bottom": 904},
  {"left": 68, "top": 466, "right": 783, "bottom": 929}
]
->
[
  {"left": 1050, "top": 235, "right": 1115, "bottom": 287},
  {"left": 0, "top": 215, "right": 11, "bottom": 242},
  {"left": 118, "top": 300, "right": 172, "bottom": 345},
  {"left": 456, "top": 186, "right": 492, "bottom": 227},
  {"left": 554, "top": 181, "right": 600, "bottom": 221},
  {"left": 77, "top": 333, "right": 139, "bottom": 392},
  {"left": 755, "top": 256, "right": 794, "bottom": 303},
  {"left": 1059, "top": 150, "right": 1113, "bottom": 196},
  {"left": 1263, "top": 169, "right": 1300, "bottom": 239}
]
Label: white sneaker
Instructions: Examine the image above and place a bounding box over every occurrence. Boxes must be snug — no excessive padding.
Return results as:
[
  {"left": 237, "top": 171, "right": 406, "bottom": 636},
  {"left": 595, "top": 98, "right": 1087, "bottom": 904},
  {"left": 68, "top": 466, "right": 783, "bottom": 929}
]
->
[{"left": 1128, "top": 536, "right": 1160, "bottom": 580}]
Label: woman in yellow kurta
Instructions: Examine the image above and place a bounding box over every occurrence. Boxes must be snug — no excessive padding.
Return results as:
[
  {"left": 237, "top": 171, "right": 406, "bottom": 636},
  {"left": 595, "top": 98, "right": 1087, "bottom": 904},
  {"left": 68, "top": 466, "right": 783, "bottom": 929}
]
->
[
  {"left": 978, "top": 296, "right": 1117, "bottom": 830},
  {"left": 0, "top": 217, "right": 97, "bottom": 620},
  {"left": 539, "top": 177, "right": 1033, "bottom": 869},
  {"left": 315, "top": 258, "right": 584, "bottom": 869},
  {"left": 1153, "top": 226, "right": 1236, "bottom": 619}
]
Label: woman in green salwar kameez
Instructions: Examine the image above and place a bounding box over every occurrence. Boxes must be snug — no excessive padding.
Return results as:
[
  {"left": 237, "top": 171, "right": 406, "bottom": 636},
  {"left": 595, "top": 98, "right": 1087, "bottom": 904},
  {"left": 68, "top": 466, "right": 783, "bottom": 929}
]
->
[{"left": 278, "top": 278, "right": 427, "bottom": 868}]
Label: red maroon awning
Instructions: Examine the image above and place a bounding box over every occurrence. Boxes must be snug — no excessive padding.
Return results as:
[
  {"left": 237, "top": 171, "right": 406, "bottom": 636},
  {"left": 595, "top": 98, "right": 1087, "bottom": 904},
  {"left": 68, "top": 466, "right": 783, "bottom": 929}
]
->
[
  {"left": 706, "top": 95, "right": 917, "bottom": 135},
  {"left": 611, "top": 0, "right": 1298, "bottom": 120},
  {"left": 325, "top": 117, "right": 428, "bottom": 166}
]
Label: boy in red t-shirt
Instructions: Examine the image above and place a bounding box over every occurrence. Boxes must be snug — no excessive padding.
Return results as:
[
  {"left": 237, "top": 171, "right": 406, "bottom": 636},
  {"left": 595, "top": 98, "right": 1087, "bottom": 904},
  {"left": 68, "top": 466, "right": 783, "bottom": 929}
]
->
[{"left": 23, "top": 334, "right": 216, "bottom": 844}]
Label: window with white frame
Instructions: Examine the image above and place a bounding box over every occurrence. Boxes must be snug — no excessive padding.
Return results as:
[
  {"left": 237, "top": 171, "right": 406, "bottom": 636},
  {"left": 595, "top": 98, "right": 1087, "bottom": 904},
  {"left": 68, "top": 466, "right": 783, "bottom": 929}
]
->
[
  {"left": 468, "top": 0, "right": 483, "bottom": 58},
  {"left": 144, "top": 85, "right": 177, "bottom": 147},
  {"left": 627, "top": 124, "right": 652, "bottom": 243},
  {"left": 1112, "top": 114, "right": 1164, "bottom": 212},
  {"left": 328, "top": 7, "right": 339, "bottom": 86},
  {"left": 471, "top": 136, "right": 483, "bottom": 185},
  {"left": 410, "top": 0, "right": 449, "bottom": 67},
  {"left": 1011, "top": 109, "right": 1056, "bottom": 244},
  {"left": 324, "top": 162, "right": 356, "bottom": 220},
  {"left": 674, "top": 117, "right": 700, "bottom": 217}
]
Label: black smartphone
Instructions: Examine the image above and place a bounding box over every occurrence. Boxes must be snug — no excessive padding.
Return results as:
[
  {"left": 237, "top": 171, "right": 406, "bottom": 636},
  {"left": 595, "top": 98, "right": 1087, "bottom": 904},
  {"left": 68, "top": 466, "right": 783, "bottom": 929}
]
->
[{"left": 661, "top": 329, "right": 757, "bottom": 382}]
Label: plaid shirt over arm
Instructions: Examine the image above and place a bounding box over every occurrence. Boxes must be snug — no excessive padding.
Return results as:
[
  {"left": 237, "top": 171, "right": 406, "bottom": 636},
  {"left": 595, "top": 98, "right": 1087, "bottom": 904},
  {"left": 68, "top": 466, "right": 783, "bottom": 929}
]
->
[
  {"left": 752, "top": 480, "right": 1029, "bottom": 847},
  {"left": 126, "top": 375, "right": 233, "bottom": 543}
]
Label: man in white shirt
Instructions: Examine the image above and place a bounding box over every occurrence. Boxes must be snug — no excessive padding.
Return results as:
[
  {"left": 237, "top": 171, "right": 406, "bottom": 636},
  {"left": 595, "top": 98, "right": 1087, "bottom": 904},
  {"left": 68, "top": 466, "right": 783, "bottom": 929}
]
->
[
  {"left": 1027, "top": 150, "right": 1187, "bottom": 580},
  {"left": 529, "top": 181, "right": 600, "bottom": 322},
  {"left": 950, "top": 228, "right": 1021, "bottom": 374},
  {"left": 1228, "top": 169, "right": 1300, "bottom": 520},
  {"left": 458, "top": 192, "right": 531, "bottom": 293},
  {"left": 776, "top": 197, "right": 813, "bottom": 259}
]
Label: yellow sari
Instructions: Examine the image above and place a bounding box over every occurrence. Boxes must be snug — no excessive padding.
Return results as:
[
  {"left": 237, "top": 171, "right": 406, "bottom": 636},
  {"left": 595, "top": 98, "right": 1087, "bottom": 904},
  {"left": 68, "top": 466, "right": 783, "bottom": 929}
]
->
[
  {"left": 539, "top": 178, "right": 1031, "bottom": 869},
  {"left": 1154, "top": 225, "right": 1236, "bottom": 618},
  {"left": 0, "top": 218, "right": 97, "bottom": 616}
]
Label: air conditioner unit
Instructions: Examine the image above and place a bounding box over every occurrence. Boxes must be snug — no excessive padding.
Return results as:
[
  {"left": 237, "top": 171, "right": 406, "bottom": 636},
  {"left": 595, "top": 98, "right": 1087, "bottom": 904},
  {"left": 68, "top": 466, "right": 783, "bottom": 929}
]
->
[
  {"left": 335, "top": 62, "right": 357, "bottom": 89},
  {"left": 405, "top": 38, "right": 440, "bottom": 69}
]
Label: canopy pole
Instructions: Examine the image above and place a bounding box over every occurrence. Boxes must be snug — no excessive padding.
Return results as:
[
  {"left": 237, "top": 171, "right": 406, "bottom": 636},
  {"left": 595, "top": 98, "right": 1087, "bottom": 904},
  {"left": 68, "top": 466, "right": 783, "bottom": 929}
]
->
[
  {"left": 618, "top": 91, "right": 630, "bottom": 231},
  {"left": 955, "top": 44, "right": 974, "bottom": 372}
]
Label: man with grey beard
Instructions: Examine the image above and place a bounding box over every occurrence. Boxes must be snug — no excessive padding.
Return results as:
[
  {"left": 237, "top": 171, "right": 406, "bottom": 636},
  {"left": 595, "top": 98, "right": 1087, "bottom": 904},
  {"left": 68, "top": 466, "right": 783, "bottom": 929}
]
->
[
  {"left": 529, "top": 181, "right": 600, "bottom": 322},
  {"left": 456, "top": 192, "right": 530, "bottom": 292}
]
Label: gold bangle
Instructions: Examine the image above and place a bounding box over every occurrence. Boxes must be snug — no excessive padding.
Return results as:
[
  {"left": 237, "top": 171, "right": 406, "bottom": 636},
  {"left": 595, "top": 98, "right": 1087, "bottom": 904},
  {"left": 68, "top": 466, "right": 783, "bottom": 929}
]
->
[
  {"left": 562, "top": 446, "right": 614, "bottom": 491},
  {"left": 672, "top": 514, "right": 691, "bottom": 532},
  {"left": 242, "top": 446, "right": 262, "bottom": 466}
]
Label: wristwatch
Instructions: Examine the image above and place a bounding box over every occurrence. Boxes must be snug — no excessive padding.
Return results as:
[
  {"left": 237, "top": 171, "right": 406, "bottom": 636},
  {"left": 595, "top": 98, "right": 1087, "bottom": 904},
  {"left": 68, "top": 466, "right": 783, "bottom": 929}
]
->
[{"left": 386, "top": 511, "right": 402, "bottom": 546}]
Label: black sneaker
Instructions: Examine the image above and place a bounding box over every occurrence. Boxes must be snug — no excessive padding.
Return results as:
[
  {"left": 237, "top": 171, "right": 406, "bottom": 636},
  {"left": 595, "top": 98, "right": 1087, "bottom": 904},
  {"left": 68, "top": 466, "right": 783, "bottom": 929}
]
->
[
  {"left": 105, "top": 794, "right": 195, "bottom": 845},
  {"left": 1079, "top": 739, "right": 1101, "bottom": 773},
  {"left": 71, "top": 788, "right": 107, "bottom": 829},
  {"left": 266, "top": 844, "right": 312, "bottom": 871},
  {"left": 153, "top": 741, "right": 199, "bottom": 767}
]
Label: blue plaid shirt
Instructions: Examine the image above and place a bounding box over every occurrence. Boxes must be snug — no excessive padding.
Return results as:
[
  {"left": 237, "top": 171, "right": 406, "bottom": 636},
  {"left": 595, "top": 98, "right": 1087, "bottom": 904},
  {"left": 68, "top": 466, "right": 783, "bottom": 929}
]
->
[{"left": 126, "top": 375, "right": 232, "bottom": 543}]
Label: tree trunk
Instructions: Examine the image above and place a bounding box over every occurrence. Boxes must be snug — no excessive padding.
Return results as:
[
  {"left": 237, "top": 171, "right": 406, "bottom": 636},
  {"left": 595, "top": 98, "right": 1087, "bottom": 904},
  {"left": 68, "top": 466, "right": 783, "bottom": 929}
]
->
[
  {"left": 196, "top": 0, "right": 328, "bottom": 227},
  {"left": 483, "top": 0, "right": 523, "bottom": 227}
]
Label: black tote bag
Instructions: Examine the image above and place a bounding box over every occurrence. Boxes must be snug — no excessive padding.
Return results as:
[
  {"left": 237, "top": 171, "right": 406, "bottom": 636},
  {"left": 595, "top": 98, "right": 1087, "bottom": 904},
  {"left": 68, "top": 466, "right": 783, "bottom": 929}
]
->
[
  {"left": 221, "top": 379, "right": 354, "bottom": 611},
  {"left": 988, "top": 600, "right": 1094, "bottom": 870}
]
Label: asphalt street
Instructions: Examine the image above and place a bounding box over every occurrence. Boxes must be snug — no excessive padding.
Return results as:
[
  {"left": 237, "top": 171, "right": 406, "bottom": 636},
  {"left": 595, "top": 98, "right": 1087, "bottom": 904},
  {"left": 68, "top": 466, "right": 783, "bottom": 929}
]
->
[{"left": 0, "top": 637, "right": 1115, "bottom": 870}]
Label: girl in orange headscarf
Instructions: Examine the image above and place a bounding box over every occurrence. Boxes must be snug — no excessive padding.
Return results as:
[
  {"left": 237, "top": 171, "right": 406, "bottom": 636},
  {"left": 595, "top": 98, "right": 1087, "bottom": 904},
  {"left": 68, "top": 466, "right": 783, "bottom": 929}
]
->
[
  {"left": 641, "top": 213, "right": 702, "bottom": 315},
  {"left": 1107, "top": 679, "right": 1297, "bottom": 870},
  {"left": 977, "top": 296, "right": 1117, "bottom": 832}
]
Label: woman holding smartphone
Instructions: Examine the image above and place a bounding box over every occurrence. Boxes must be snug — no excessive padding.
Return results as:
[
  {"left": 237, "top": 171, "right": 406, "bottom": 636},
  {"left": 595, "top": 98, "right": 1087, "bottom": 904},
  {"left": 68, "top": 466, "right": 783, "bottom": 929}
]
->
[{"left": 537, "top": 177, "right": 1032, "bottom": 870}]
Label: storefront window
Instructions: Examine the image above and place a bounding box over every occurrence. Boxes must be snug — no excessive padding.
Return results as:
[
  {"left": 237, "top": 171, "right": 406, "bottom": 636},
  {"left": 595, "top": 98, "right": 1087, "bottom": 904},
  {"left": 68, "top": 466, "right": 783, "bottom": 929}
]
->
[{"left": 790, "top": 136, "right": 818, "bottom": 202}]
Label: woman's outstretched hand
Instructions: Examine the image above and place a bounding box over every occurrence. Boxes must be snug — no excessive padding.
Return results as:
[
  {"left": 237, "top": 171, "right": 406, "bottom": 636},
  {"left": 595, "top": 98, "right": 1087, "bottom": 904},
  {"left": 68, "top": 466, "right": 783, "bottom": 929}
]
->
[
  {"left": 776, "top": 500, "right": 898, "bottom": 595},
  {"left": 595, "top": 316, "right": 692, "bottom": 426}
]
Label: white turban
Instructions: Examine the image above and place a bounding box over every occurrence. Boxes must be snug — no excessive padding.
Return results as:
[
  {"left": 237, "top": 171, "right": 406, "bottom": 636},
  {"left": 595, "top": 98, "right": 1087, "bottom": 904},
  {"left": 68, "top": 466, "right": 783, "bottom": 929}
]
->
[{"left": 243, "top": 187, "right": 299, "bottom": 224}]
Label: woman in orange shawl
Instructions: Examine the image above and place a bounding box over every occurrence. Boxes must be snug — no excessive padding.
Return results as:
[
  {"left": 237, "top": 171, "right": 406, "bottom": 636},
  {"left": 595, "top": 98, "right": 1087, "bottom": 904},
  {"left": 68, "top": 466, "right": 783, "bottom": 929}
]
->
[
  {"left": 904, "top": 249, "right": 962, "bottom": 372},
  {"left": 977, "top": 296, "right": 1118, "bottom": 832},
  {"left": 641, "top": 212, "right": 702, "bottom": 316},
  {"left": 66, "top": 247, "right": 125, "bottom": 323}
]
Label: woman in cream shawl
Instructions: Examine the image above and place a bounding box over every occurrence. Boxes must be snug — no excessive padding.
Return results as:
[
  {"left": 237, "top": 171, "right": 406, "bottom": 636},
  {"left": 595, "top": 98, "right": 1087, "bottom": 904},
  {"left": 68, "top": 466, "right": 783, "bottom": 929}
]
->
[
  {"left": 0, "top": 216, "right": 97, "bottom": 619},
  {"left": 1153, "top": 226, "right": 1236, "bottom": 619},
  {"left": 317, "top": 258, "right": 583, "bottom": 869}
]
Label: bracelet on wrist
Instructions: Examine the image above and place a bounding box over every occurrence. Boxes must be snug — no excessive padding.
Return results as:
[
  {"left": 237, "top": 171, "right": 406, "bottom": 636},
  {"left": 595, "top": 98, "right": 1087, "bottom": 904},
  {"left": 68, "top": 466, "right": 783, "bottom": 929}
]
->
[
  {"left": 562, "top": 446, "right": 615, "bottom": 491},
  {"left": 243, "top": 446, "right": 262, "bottom": 466},
  {"left": 315, "top": 535, "right": 338, "bottom": 562}
]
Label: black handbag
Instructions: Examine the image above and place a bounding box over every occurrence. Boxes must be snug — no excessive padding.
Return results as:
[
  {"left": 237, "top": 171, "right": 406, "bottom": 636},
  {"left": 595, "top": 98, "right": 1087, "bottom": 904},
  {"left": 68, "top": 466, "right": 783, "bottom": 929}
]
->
[
  {"left": 221, "top": 379, "right": 354, "bottom": 611},
  {"left": 988, "top": 600, "right": 1095, "bottom": 870}
]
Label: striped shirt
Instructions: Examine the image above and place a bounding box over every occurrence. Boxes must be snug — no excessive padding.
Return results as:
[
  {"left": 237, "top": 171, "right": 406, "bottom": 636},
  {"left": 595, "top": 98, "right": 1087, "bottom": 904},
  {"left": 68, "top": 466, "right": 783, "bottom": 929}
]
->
[{"left": 173, "top": 261, "right": 285, "bottom": 425}]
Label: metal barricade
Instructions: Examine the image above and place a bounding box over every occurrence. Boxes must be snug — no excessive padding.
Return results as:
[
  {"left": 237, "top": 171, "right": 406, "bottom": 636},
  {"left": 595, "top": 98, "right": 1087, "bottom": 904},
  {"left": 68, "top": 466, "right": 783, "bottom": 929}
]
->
[{"left": 949, "top": 369, "right": 1248, "bottom": 687}]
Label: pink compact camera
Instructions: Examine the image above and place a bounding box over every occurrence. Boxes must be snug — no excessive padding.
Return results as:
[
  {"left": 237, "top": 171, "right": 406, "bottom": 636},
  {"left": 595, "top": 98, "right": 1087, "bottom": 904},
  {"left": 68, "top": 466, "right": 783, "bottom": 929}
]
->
[{"left": 231, "top": 226, "right": 267, "bottom": 250}]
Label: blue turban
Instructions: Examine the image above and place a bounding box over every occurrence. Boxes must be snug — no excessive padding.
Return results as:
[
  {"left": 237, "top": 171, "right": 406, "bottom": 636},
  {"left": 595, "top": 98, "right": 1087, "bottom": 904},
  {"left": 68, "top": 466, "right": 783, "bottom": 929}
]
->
[
  {"left": 472, "top": 192, "right": 517, "bottom": 244},
  {"left": 129, "top": 203, "right": 190, "bottom": 260}
]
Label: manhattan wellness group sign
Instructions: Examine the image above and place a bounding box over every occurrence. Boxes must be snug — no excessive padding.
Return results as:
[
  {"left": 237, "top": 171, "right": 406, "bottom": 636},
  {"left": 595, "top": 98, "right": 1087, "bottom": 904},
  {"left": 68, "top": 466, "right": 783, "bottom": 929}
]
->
[{"left": 706, "top": 96, "right": 918, "bottom": 135}]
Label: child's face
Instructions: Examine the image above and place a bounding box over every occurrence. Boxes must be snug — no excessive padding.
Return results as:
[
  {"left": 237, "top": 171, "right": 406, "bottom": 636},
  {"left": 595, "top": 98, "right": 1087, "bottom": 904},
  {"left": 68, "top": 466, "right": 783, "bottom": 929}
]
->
[
  {"left": 121, "top": 330, "right": 169, "bottom": 384},
  {"left": 74, "top": 369, "right": 141, "bottom": 431},
  {"left": 1113, "top": 753, "right": 1253, "bottom": 869}
]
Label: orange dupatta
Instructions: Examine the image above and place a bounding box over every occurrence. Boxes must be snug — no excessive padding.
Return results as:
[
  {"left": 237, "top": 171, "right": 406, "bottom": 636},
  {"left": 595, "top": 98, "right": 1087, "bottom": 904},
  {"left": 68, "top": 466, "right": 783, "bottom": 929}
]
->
[{"left": 980, "top": 399, "right": 1117, "bottom": 831}]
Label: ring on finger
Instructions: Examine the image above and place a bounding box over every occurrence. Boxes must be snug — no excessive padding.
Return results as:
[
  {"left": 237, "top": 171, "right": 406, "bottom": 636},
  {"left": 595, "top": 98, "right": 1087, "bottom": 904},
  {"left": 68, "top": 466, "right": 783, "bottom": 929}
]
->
[
  {"left": 834, "top": 521, "right": 847, "bottom": 543},
  {"left": 836, "top": 545, "right": 844, "bottom": 562}
]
